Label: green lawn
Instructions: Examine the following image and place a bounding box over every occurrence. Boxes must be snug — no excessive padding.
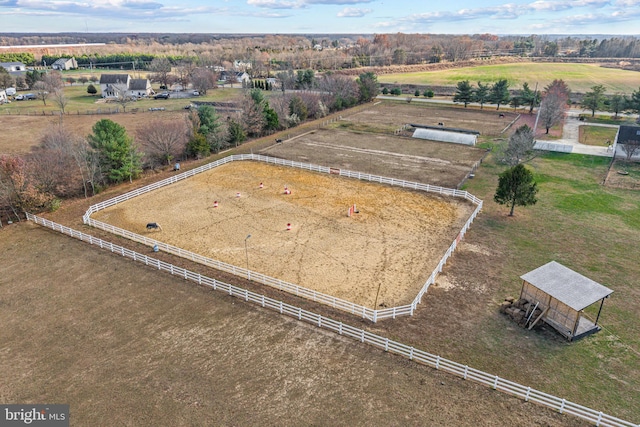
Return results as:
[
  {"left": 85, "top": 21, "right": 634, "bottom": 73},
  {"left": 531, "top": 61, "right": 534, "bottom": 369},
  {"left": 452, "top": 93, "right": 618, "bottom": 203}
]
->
[
  {"left": 1, "top": 84, "right": 243, "bottom": 115},
  {"left": 579, "top": 125, "right": 618, "bottom": 146},
  {"left": 380, "top": 62, "right": 640, "bottom": 94},
  {"left": 461, "top": 150, "right": 640, "bottom": 422}
]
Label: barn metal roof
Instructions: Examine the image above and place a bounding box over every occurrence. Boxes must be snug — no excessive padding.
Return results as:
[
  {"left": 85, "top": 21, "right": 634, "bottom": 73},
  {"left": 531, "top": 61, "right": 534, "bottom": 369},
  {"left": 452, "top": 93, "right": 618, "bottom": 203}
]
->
[{"left": 520, "top": 261, "right": 613, "bottom": 311}]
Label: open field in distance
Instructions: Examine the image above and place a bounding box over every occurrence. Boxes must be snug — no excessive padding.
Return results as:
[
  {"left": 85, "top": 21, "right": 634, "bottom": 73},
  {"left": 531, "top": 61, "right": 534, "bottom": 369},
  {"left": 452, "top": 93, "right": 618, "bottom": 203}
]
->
[{"left": 379, "top": 62, "right": 640, "bottom": 94}]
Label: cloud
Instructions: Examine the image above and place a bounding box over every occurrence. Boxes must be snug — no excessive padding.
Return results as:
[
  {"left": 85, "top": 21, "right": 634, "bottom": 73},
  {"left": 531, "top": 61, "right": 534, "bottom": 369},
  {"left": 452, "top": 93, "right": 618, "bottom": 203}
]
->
[
  {"left": 122, "top": 0, "right": 164, "bottom": 10},
  {"left": 337, "top": 7, "right": 371, "bottom": 17},
  {"left": 307, "top": 0, "right": 373, "bottom": 4},
  {"left": 247, "top": 0, "right": 302, "bottom": 9}
]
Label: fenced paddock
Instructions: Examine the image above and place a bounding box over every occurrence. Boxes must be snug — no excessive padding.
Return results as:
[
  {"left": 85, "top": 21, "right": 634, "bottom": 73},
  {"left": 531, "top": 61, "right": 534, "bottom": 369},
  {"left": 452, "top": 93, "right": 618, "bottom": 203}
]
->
[
  {"left": 25, "top": 214, "right": 640, "bottom": 427},
  {"left": 84, "top": 154, "right": 482, "bottom": 322}
]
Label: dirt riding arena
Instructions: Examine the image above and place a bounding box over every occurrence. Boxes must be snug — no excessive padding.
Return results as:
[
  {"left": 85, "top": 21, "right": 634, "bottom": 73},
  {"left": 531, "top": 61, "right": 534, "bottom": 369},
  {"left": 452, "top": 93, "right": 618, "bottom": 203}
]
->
[
  {"left": 93, "top": 161, "right": 475, "bottom": 309},
  {"left": 262, "top": 128, "right": 487, "bottom": 188}
]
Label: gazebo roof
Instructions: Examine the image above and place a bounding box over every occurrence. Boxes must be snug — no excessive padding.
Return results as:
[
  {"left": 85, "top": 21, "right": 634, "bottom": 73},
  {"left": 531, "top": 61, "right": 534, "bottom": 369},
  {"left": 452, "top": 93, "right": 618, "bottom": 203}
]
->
[{"left": 520, "top": 261, "right": 613, "bottom": 311}]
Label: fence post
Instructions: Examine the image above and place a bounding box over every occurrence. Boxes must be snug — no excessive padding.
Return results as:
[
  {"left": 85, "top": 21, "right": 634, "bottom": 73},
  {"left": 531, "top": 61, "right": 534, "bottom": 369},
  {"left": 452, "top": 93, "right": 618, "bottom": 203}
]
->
[
  {"left": 559, "top": 399, "right": 566, "bottom": 414},
  {"left": 525, "top": 387, "right": 531, "bottom": 402},
  {"left": 463, "top": 365, "right": 468, "bottom": 380},
  {"left": 493, "top": 376, "right": 499, "bottom": 390}
]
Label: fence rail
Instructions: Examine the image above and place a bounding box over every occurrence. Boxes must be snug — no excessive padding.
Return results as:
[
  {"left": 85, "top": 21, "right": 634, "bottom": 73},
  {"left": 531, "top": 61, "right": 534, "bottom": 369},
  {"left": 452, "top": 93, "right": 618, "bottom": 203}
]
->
[
  {"left": 83, "top": 154, "right": 483, "bottom": 322},
  {"left": 25, "top": 214, "right": 639, "bottom": 427}
]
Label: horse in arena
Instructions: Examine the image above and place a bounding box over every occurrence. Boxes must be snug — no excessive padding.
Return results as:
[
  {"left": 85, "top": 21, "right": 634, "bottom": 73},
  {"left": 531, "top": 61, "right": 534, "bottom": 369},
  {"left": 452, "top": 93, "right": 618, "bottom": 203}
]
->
[{"left": 146, "top": 222, "right": 162, "bottom": 231}]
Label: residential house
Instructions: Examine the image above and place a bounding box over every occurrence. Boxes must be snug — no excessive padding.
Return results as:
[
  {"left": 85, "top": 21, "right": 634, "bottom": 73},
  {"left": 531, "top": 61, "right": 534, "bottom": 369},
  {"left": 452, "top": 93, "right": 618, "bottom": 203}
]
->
[
  {"left": 127, "top": 78, "right": 153, "bottom": 98},
  {"left": 233, "top": 60, "right": 252, "bottom": 71},
  {"left": 0, "top": 62, "right": 27, "bottom": 76},
  {"left": 99, "top": 74, "right": 152, "bottom": 98},
  {"left": 618, "top": 125, "right": 640, "bottom": 145},
  {"left": 51, "top": 57, "right": 78, "bottom": 71},
  {"left": 219, "top": 71, "right": 250, "bottom": 86}
]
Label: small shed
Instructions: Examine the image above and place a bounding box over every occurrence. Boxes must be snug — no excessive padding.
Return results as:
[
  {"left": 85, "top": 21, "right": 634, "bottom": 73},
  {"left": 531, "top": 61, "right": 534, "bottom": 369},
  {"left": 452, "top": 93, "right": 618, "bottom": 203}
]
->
[{"left": 519, "top": 261, "right": 612, "bottom": 341}]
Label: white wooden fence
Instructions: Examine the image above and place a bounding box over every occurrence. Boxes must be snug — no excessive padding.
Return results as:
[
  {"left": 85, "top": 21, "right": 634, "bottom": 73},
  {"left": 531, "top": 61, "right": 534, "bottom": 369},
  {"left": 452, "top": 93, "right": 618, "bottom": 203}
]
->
[
  {"left": 25, "top": 214, "right": 639, "bottom": 427},
  {"left": 83, "top": 154, "right": 483, "bottom": 322}
]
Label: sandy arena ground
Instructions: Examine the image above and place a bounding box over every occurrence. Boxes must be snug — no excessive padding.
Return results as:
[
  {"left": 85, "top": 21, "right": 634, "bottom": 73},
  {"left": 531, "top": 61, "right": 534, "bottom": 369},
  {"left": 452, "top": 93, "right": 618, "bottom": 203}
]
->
[{"left": 93, "top": 161, "right": 476, "bottom": 309}]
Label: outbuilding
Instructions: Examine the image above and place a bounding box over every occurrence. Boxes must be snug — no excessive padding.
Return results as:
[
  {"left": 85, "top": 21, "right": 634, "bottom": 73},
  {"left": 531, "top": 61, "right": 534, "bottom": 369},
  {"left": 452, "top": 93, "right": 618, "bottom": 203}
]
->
[{"left": 519, "top": 261, "right": 612, "bottom": 341}]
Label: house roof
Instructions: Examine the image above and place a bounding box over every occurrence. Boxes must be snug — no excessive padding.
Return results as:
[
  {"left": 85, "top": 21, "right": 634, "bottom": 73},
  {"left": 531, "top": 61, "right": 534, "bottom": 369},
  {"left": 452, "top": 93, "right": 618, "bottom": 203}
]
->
[
  {"left": 129, "top": 79, "right": 149, "bottom": 90},
  {"left": 52, "top": 58, "right": 70, "bottom": 66},
  {"left": 520, "top": 261, "right": 613, "bottom": 311},
  {"left": 618, "top": 125, "right": 640, "bottom": 144},
  {"left": 99, "top": 74, "right": 130, "bottom": 84},
  {"left": 0, "top": 62, "right": 25, "bottom": 67}
]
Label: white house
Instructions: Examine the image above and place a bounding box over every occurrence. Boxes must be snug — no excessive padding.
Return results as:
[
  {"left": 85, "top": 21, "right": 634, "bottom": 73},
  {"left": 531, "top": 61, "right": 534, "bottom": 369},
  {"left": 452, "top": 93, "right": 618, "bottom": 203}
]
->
[
  {"left": 127, "top": 78, "right": 153, "bottom": 98},
  {"left": 220, "top": 71, "right": 250, "bottom": 86},
  {"left": 99, "top": 74, "right": 152, "bottom": 98},
  {"left": 0, "top": 62, "right": 27, "bottom": 76},
  {"left": 51, "top": 58, "right": 78, "bottom": 70}
]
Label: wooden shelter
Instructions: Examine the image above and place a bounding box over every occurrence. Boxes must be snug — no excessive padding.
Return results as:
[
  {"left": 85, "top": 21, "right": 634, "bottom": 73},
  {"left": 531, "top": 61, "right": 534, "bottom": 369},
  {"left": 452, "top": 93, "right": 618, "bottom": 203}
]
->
[{"left": 519, "top": 261, "right": 612, "bottom": 341}]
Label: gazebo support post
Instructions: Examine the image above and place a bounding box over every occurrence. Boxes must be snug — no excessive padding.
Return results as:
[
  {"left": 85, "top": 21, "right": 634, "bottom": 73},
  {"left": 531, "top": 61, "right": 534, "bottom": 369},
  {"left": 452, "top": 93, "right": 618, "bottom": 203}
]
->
[{"left": 595, "top": 298, "right": 606, "bottom": 326}]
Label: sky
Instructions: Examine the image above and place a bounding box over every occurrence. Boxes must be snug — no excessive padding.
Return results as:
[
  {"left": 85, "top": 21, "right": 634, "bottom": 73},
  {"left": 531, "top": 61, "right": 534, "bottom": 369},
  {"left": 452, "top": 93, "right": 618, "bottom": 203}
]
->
[{"left": 1, "top": 0, "right": 640, "bottom": 35}]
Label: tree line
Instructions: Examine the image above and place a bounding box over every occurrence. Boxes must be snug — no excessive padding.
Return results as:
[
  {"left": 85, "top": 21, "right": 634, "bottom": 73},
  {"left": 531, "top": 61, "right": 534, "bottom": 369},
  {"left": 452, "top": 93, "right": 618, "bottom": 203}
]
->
[{"left": 0, "top": 71, "right": 379, "bottom": 225}]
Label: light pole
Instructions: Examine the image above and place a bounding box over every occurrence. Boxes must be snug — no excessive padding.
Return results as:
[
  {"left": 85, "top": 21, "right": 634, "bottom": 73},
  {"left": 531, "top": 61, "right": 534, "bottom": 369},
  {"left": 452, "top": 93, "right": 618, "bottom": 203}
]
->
[{"left": 244, "top": 234, "right": 251, "bottom": 279}]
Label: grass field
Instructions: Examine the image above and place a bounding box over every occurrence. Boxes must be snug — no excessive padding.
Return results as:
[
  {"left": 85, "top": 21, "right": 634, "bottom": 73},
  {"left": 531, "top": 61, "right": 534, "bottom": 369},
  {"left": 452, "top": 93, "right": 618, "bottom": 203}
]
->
[
  {"left": 1, "top": 84, "right": 242, "bottom": 115},
  {"left": 578, "top": 125, "right": 618, "bottom": 146},
  {"left": 2, "top": 99, "right": 639, "bottom": 425},
  {"left": 0, "top": 224, "right": 585, "bottom": 426},
  {"left": 379, "top": 62, "right": 640, "bottom": 94}
]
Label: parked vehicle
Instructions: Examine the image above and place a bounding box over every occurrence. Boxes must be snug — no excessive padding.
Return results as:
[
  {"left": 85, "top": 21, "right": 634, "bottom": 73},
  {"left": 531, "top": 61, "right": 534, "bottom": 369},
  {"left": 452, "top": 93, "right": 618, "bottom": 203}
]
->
[
  {"left": 192, "top": 90, "right": 200, "bottom": 96},
  {"left": 15, "top": 93, "right": 35, "bottom": 101},
  {"left": 6, "top": 88, "right": 16, "bottom": 96},
  {"left": 154, "top": 92, "right": 170, "bottom": 99}
]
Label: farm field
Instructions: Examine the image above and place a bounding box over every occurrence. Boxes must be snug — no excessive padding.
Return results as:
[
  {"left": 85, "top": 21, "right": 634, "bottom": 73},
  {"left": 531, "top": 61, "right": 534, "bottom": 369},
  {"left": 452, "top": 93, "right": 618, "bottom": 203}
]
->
[
  {"left": 379, "top": 62, "right": 640, "bottom": 94},
  {"left": 342, "top": 100, "right": 518, "bottom": 136},
  {"left": 2, "top": 99, "right": 640, "bottom": 425},
  {"left": 0, "top": 224, "right": 585, "bottom": 426},
  {"left": 92, "top": 161, "right": 476, "bottom": 308},
  {"left": 0, "top": 110, "right": 188, "bottom": 154},
  {"left": 263, "top": 128, "right": 486, "bottom": 188}
]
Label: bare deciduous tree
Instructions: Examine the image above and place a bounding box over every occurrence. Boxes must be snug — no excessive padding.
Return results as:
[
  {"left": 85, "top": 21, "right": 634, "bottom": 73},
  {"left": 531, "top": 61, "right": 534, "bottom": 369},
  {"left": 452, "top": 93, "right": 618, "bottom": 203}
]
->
[
  {"left": 538, "top": 79, "right": 570, "bottom": 134},
  {"left": 52, "top": 89, "right": 69, "bottom": 114},
  {"left": 501, "top": 124, "right": 541, "bottom": 166},
  {"left": 137, "top": 119, "right": 190, "bottom": 167},
  {"left": 191, "top": 67, "right": 218, "bottom": 95},
  {"left": 620, "top": 140, "right": 640, "bottom": 161}
]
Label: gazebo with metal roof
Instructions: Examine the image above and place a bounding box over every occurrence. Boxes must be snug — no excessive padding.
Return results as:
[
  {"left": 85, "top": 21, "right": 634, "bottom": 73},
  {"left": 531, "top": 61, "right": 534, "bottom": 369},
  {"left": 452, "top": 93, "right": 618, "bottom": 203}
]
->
[{"left": 519, "top": 261, "right": 613, "bottom": 341}]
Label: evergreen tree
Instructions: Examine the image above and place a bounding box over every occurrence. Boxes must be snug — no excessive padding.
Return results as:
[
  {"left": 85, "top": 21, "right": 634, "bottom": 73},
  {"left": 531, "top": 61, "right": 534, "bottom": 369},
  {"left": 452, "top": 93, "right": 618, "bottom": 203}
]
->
[
  {"left": 453, "top": 80, "right": 473, "bottom": 107},
  {"left": 494, "top": 163, "right": 538, "bottom": 216},
  {"left": 356, "top": 72, "right": 379, "bottom": 103},
  {"left": 227, "top": 119, "right": 246, "bottom": 147},
  {"left": 490, "top": 79, "right": 510, "bottom": 110},
  {"left": 581, "top": 84, "right": 606, "bottom": 117},
  {"left": 473, "top": 81, "right": 489, "bottom": 109},
  {"left": 87, "top": 119, "right": 142, "bottom": 184}
]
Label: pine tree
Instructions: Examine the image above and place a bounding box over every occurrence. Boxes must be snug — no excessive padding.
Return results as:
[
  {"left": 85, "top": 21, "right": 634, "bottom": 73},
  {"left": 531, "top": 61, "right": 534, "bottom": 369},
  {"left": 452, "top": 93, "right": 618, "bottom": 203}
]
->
[{"left": 494, "top": 164, "right": 538, "bottom": 216}]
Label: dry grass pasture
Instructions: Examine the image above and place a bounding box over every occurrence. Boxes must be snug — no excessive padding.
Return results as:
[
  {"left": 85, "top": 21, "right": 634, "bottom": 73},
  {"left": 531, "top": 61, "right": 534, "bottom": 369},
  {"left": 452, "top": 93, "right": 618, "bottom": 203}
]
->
[
  {"left": 343, "top": 101, "right": 518, "bottom": 136},
  {"left": 262, "top": 127, "right": 487, "bottom": 188},
  {"left": 92, "top": 161, "right": 476, "bottom": 308},
  {"left": 0, "top": 223, "right": 585, "bottom": 426},
  {"left": 0, "top": 110, "right": 188, "bottom": 154}
]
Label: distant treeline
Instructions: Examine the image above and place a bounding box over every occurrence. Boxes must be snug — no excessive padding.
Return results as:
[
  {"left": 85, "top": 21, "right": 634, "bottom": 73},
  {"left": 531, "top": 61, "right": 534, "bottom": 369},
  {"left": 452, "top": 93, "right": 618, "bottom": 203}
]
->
[
  {"left": 0, "top": 52, "right": 36, "bottom": 65},
  {"left": 41, "top": 53, "right": 196, "bottom": 70}
]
